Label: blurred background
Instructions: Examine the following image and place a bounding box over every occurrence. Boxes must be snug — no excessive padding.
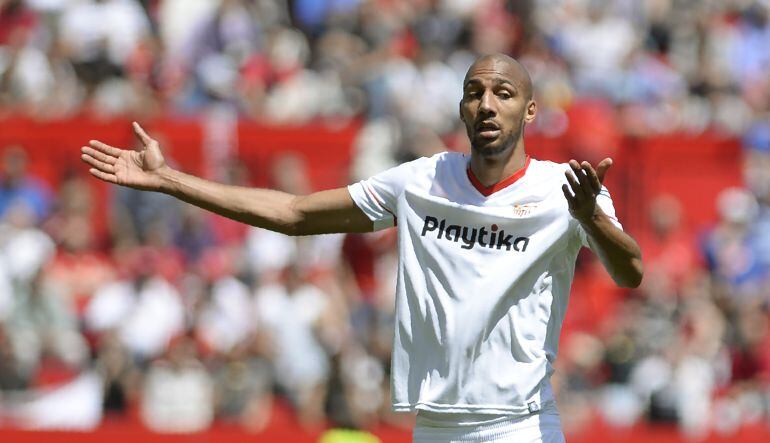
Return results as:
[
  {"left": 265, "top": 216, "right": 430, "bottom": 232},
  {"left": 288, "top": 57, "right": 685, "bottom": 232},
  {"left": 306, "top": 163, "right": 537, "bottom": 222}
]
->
[{"left": 0, "top": 0, "right": 769, "bottom": 442}]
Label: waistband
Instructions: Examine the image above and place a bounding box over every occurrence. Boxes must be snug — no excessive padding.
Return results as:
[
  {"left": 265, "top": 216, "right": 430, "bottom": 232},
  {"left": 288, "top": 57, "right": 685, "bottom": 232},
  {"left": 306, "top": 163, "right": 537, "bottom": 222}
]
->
[{"left": 413, "top": 403, "right": 561, "bottom": 442}]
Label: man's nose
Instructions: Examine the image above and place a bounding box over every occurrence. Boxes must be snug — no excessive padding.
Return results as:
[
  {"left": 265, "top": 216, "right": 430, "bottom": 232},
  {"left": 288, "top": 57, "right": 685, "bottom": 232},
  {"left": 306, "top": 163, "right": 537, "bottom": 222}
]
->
[{"left": 479, "top": 90, "right": 496, "bottom": 115}]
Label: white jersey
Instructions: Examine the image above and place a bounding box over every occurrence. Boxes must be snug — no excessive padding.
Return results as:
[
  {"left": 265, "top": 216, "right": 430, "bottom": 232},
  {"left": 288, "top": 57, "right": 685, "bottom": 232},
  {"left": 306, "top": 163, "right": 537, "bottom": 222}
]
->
[{"left": 348, "top": 152, "right": 621, "bottom": 416}]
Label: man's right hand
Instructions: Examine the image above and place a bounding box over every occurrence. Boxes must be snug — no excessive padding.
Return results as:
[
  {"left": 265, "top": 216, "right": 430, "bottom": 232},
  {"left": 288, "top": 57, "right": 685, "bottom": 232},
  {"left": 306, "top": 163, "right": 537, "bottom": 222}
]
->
[{"left": 81, "top": 122, "right": 168, "bottom": 192}]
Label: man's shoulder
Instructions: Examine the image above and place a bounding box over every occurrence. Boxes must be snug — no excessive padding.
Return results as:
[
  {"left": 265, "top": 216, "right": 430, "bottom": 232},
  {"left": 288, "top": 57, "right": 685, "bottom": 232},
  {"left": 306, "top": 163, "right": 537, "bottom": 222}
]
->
[
  {"left": 528, "top": 158, "right": 570, "bottom": 178},
  {"left": 362, "top": 152, "right": 461, "bottom": 187},
  {"left": 426, "top": 150, "right": 466, "bottom": 164},
  {"left": 403, "top": 151, "right": 466, "bottom": 173}
]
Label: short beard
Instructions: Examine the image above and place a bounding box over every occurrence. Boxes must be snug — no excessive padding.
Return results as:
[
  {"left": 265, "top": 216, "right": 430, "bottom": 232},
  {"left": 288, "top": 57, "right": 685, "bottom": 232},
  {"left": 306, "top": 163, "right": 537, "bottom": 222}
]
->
[{"left": 470, "top": 126, "right": 521, "bottom": 159}]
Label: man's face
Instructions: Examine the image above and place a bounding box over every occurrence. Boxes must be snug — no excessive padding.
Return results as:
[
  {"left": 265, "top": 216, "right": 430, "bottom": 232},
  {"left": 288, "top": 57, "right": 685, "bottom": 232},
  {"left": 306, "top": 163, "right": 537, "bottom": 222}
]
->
[{"left": 460, "top": 59, "right": 535, "bottom": 158}]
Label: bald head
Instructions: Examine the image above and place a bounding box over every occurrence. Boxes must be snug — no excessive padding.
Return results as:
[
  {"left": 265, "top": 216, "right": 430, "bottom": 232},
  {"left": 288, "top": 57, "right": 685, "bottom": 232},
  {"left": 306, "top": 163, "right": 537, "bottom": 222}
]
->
[
  {"left": 459, "top": 53, "right": 537, "bottom": 158},
  {"left": 464, "top": 54, "right": 533, "bottom": 101}
]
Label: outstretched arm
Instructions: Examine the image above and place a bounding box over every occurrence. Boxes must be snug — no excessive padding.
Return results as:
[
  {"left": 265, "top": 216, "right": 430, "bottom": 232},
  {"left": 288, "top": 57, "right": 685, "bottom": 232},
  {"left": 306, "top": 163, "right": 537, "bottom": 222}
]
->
[
  {"left": 562, "top": 158, "right": 643, "bottom": 288},
  {"left": 81, "top": 122, "right": 373, "bottom": 236}
]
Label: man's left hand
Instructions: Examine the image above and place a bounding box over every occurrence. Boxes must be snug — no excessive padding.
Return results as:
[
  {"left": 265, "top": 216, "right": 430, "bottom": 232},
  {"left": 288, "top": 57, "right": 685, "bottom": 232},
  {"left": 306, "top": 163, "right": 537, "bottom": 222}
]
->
[{"left": 562, "top": 158, "right": 613, "bottom": 224}]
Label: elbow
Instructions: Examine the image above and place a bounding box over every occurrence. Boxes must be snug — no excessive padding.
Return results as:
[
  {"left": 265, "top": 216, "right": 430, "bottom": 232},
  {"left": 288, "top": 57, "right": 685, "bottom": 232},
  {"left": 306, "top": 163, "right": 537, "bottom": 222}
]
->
[
  {"left": 246, "top": 217, "right": 303, "bottom": 237},
  {"left": 281, "top": 196, "right": 307, "bottom": 236},
  {"left": 616, "top": 259, "right": 644, "bottom": 288},
  {"left": 270, "top": 197, "right": 306, "bottom": 236},
  {"left": 276, "top": 220, "right": 303, "bottom": 237},
  {"left": 618, "top": 275, "right": 643, "bottom": 289},
  {"left": 284, "top": 213, "right": 313, "bottom": 236}
]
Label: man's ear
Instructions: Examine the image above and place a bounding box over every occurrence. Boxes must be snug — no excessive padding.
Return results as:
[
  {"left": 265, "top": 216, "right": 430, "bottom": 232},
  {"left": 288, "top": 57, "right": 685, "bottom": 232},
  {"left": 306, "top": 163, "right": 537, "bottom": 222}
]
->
[
  {"left": 524, "top": 100, "right": 537, "bottom": 123},
  {"left": 459, "top": 101, "right": 465, "bottom": 123}
]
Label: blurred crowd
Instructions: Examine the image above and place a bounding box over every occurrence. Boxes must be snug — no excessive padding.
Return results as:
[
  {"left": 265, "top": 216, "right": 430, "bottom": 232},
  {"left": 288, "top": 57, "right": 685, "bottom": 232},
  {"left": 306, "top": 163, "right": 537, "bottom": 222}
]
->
[
  {"left": 1, "top": 0, "right": 769, "bottom": 148},
  {"left": 556, "top": 142, "right": 770, "bottom": 437},
  {"left": 2, "top": 0, "right": 770, "bottom": 438}
]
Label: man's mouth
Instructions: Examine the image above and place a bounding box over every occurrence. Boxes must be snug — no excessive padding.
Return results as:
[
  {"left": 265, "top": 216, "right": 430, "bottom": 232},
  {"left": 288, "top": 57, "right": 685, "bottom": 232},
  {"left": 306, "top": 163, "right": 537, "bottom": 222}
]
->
[{"left": 476, "top": 121, "right": 500, "bottom": 139}]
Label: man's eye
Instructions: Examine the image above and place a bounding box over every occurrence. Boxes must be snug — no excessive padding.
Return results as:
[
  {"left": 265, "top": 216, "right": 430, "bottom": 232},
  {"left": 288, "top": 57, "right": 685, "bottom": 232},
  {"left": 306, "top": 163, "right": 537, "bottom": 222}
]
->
[
  {"left": 466, "top": 91, "right": 481, "bottom": 99},
  {"left": 498, "top": 91, "right": 511, "bottom": 99}
]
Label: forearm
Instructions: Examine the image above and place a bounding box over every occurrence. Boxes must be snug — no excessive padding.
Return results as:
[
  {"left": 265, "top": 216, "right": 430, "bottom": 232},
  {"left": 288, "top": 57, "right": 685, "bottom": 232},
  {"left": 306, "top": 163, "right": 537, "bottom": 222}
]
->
[
  {"left": 580, "top": 209, "right": 644, "bottom": 288},
  {"left": 157, "top": 167, "right": 373, "bottom": 236},
  {"left": 158, "top": 167, "right": 302, "bottom": 235}
]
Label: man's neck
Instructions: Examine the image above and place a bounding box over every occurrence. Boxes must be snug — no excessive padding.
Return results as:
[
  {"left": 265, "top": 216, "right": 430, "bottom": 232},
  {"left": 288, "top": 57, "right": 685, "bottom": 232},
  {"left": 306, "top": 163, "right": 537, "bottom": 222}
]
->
[{"left": 469, "top": 141, "right": 527, "bottom": 187}]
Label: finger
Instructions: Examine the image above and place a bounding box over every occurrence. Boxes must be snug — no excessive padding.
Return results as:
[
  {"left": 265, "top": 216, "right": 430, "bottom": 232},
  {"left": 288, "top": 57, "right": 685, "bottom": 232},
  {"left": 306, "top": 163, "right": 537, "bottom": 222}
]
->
[
  {"left": 567, "top": 160, "right": 589, "bottom": 200},
  {"left": 81, "top": 146, "right": 116, "bottom": 165},
  {"left": 562, "top": 184, "right": 577, "bottom": 209},
  {"left": 573, "top": 162, "right": 594, "bottom": 196},
  {"left": 564, "top": 169, "right": 586, "bottom": 202},
  {"left": 89, "top": 140, "right": 122, "bottom": 157},
  {"left": 581, "top": 161, "right": 602, "bottom": 194},
  {"left": 569, "top": 160, "right": 591, "bottom": 197},
  {"left": 596, "top": 157, "right": 613, "bottom": 184},
  {"left": 81, "top": 153, "right": 115, "bottom": 173},
  {"left": 133, "top": 121, "right": 153, "bottom": 146},
  {"left": 88, "top": 168, "right": 118, "bottom": 184}
]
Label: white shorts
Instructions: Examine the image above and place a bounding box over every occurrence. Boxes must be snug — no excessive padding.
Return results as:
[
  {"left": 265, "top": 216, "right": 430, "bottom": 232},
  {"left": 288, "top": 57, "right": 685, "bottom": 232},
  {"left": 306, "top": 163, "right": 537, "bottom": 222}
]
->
[{"left": 412, "top": 405, "right": 565, "bottom": 443}]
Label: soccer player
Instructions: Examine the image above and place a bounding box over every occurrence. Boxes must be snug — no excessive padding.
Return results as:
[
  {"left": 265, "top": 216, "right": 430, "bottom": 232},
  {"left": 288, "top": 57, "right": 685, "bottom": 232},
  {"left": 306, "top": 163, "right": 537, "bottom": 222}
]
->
[{"left": 81, "top": 53, "right": 643, "bottom": 442}]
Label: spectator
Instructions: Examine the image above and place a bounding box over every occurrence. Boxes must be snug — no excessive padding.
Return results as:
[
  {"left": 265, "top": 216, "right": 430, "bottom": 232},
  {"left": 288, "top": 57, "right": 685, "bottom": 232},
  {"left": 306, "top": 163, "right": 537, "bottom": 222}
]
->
[
  {"left": 0, "top": 322, "right": 27, "bottom": 391},
  {"left": 58, "top": 0, "right": 150, "bottom": 101},
  {"left": 7, "top": 270, "right": 87, "bottom": 382},
  {"left": 140, "top": 336, "right": 214, "bottom": 433},
  {"left": 193, "top": 248, "right": 254, "bottom": 354},
  {"left": 702, "top": 187, "right": 765, "bottom": 301},
  {"left": 94, "top": 332, "right": 140, "bottom": 417},
  {"left": 84, "top": 247, "right": 184, "bottom": 360},
  {"left": 211, "top": 338, "right": 273, "bottom": 432},
  {"left": 0, "top": 146, "right": 51, "bottom": 223},
  {"left": 254, "top": 263, "right": 335, "bottom": 426},
  {"left": 44, "top": 213, "right": 115, "bottom": 315},
  {"left": 640, "top": 195, "right": 697, "bottom": 296},
  {"left": 557, "top": 0, "right": 636, "bottom": 101}
]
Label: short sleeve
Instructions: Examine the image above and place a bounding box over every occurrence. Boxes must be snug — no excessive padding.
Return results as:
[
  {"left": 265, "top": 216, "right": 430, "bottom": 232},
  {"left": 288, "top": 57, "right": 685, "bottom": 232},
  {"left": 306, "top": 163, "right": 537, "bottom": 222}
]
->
[
  {"left": 577, "top": 186, "right": 624, "bottom": 248},
  {"left": 347, "top": 157, "right": 428, "bottom": 231}
]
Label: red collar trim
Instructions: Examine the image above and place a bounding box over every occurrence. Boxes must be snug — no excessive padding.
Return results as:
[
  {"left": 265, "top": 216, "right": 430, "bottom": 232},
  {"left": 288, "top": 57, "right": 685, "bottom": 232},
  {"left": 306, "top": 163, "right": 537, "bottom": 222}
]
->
[{"left": 466, "top": 156, "right": 531, "bottom": 197}]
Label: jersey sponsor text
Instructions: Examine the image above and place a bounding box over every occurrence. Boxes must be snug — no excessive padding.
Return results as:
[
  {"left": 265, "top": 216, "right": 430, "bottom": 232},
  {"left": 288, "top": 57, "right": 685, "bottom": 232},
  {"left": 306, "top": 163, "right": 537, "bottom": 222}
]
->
[{"left": 420, "top": 215, "right": 530, "bottom": 252}]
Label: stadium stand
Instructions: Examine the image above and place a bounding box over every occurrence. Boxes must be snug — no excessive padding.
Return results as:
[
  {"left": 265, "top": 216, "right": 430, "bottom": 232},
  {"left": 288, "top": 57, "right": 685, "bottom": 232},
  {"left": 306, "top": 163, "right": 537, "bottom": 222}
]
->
[{"left": 1, "top": 0, "right": 770, "bottom": 441}]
